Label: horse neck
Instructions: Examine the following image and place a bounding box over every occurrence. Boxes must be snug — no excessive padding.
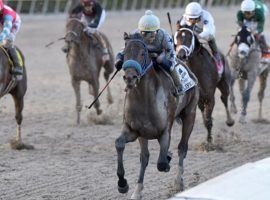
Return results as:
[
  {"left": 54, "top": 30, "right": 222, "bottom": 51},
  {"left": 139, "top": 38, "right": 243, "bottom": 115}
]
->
[{"left": 128, "top": 69, "right": 165, "bottom": 102}]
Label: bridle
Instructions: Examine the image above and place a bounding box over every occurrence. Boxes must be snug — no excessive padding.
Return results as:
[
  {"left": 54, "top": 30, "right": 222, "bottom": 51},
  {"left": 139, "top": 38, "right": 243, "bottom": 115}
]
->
[{"left": 175, "top": 28, "right": 195, "bottom": 58}]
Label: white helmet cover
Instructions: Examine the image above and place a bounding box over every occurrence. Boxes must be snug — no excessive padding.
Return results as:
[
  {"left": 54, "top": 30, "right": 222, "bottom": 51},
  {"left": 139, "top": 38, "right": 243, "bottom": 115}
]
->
[
  {"left": 138, "top": 10, "right": 160, "bottom": 32},
  {"left": 184, "top": 2, "right": 202, "bottom": 19},
  {"left": 241, "top": 0, "right": 255, "bottom": 12}
]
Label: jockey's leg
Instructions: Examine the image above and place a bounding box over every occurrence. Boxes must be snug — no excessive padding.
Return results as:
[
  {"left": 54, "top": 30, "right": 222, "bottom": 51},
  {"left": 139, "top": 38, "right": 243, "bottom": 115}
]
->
[
  {"left": 170, "top": 67, "right": 182, "bottom": 95},
  {"left": 208, "top": 38, "right": 224, "bottom": 78},
  {"left": 5, "top": 41, "right": 23, "bottom": 80},
  {"left": 157, "top": 53, "right": 182, "bottom": 96},
  {"left": 93, "top": 31, "right": 110, "bottom": 61}
]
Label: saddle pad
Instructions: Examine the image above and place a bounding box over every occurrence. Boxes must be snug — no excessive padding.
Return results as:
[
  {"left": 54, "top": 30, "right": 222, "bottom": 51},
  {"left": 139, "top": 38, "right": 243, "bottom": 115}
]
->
[{"left": 176, "top": 64, "right": 196, "bottom": 92}]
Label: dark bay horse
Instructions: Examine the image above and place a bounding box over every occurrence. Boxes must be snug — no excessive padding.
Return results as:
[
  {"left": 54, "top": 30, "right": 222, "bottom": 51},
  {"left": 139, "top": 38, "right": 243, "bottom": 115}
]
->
[
  {"left": 0, "top": 46, "right": 32, "bottom": 150},
  {"left": 175, "top": 26, "right": 234, "bottom": 145},
  {"left": 228, "top": 26, "right": 261, "bottom": 123},
  {"left": 65, "top": 18, "right": 114, "bottom": 124},
  {"left": 115, "top": 33, "right": 199, "bottom": 199}
]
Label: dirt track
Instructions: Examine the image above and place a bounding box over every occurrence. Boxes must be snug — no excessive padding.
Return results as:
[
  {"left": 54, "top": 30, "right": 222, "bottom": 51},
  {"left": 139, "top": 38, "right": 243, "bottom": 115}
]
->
[{"left": 0, "top": 7, "right": 270, "bottom": 200}]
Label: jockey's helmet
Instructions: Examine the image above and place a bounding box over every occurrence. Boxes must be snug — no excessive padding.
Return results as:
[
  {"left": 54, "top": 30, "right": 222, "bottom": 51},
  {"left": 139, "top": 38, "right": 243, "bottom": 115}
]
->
[
  {"left": 184, "top": 2, "right": 202, "bottom": 20},
  {"left": 241, "top": 0, "right": 255, "bottom": 19},
  {"left": 138, "top": 10, "right": 160, "bottom": 32}
]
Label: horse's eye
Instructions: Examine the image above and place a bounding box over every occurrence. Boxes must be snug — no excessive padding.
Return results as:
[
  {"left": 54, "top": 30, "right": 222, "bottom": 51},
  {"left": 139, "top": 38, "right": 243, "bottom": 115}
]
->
[
  {"left": 132, "top": 75, "right": 137, "bottom": 79},
  {"left": 123, "top": 75, "right": 127, "bottom": 80}
]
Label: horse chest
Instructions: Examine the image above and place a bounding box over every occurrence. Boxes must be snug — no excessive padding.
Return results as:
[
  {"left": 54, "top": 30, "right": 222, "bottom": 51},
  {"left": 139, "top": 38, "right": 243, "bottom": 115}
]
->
[{"left": 125, "top": 88, "right": 168, "bottom": 134}]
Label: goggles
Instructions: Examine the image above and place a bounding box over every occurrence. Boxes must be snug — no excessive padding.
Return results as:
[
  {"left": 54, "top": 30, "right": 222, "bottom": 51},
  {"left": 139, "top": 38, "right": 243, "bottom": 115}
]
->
[
  {"left": 243, "top": 11, "right": 254, "bottom": 17},
  {"left": 141, "top": 31, "right": 157, "bottom": 38}
]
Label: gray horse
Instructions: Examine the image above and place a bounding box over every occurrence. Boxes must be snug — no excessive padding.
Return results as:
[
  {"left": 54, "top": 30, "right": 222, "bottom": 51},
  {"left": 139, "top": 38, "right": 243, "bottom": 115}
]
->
[
  {"left": 0, "top": 47, "right": 32, "bottom": 150},
  {"left": 64, "top": 18, "right": 114, "bottom": 124},
  {"left": 228, "top": 26, "right": 261, "bottom": 124},
  {"left": 115, "top": 33, "right": 199, "bottom": 199}
]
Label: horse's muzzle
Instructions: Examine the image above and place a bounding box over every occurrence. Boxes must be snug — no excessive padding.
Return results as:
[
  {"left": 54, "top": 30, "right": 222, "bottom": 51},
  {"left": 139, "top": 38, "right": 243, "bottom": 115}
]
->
[{"left": 123, "top": 75, "right": 139, "bottom": 90}]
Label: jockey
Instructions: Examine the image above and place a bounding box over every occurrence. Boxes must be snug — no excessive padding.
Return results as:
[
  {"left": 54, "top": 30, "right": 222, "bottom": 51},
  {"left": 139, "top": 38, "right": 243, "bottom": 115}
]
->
[
  {"left": 176, "top": 2, "right": 223, "bottom": 78},
  {"left": 115, "top": 10, "right": 193, "bottom": 95},
  {"left": 0, "top": 1, "right": 23, "bottom": 79},
  {"left": 237, "top": 0, "right": 269, "bottom": 54},
  {"left": 63, "top": 0, "right": 109, "bottom": 61}
]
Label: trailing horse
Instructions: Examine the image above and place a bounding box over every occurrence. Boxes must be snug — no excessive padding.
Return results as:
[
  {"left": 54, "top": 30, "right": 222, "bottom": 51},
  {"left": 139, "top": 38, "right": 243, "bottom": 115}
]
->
[
  {"left": 0, "top": 46, "right": 32, "bottom": 150},
  {"left": 175, "top": 25, "right": 234, "bottom": 145},
  {"left": 228, "top": 26, "right": 261, "bottom": 123},
  {"left": 64, "top": 18, "right": 114, "bottom": 124},
  {"left": 115, "top": 33, "right": 199, "bottom": 199}
]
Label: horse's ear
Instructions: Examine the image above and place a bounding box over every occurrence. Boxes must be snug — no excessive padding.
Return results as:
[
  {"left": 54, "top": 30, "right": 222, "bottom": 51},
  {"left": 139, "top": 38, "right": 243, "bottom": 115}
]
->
[{"left": 124, "top": 32, "right": 129, "bottom": 40}]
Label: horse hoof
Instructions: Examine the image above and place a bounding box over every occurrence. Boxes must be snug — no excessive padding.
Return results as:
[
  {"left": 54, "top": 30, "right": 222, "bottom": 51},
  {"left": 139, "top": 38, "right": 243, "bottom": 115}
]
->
[
  {"left": 97, "top": 109, "right": 103, "bottom": 115},
  {"left": 118, "top": 179, "right": 129, "bottom": 194},
  {"left": 157, "top": 162, "right": 170, "bottom": 172},
  {"left": 226, "top": 119, "right": 235, "bottom": 127},
  {"left": 9, "top": 139, "right": 34, "bottom": 150}
]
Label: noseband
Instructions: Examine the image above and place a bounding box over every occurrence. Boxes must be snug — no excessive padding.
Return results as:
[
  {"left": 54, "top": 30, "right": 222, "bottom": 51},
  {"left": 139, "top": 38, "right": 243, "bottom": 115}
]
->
[{"left": 176, "top": 28, "right": 195, "bottom": 57}]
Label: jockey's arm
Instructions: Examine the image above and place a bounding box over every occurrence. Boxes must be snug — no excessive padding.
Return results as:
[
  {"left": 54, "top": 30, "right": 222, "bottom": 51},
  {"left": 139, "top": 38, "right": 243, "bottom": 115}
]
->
[
  {"left": 160, "top": 29, "right": 177, "bottom": 71},
  {"left": 198, "top": 11, "right": 215, "bottom": 41},
  {"left": 89, "top": 3, "right": 103, "bottom": 28},
  {"left": 0, "top": 15, "right": 13, "bottom": 43},
  {"left": 236, "top": 10, "right": 244, "bottom": 27},
  {"left": 255, "top": 9, "right": 265, "bottom": 34}
]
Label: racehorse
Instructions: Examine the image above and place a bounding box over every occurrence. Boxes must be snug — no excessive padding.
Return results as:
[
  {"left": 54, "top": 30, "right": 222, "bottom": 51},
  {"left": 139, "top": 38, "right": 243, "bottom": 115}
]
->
[
  {"left": 228, "top": 26, "right": 261, "bottom": 123},
  {"left": 175, "top": 25, "right": 234, "bottom": 145},
  {"left": 65, "top": 18, "right": 114, "bottom": 124},
  {"left": 115, "top": 33, "right": 199, "bottom": 199},
  {"left": 0, "top": 46, "right": 32, "bottom": 150}
]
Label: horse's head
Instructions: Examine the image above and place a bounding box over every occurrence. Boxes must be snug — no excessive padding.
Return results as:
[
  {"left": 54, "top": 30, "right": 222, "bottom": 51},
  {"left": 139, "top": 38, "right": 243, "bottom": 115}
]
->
[
  {"left": 234, "top": 26, "right": 255, "bottom": 59},
  {"left": 122, "top": 32, "right": 152, "bottom": 90},
  {"left": 174, "top": 25, "right": 196, "bottom": 61},
  {"left": 65, "top": 18, "right": 86, "bottom": 45}
]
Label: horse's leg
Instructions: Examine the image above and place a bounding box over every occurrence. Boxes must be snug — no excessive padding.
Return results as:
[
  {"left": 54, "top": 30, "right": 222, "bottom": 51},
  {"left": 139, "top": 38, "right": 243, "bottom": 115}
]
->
[
  {"left": 230, "top": 72, "right": 238, "bottom": 114},
  {"left": 239, "top": 72, "right": 256, "bottom": 124},
  {"left": 203, "top": 98, "right": 215, "bottom": 143},
  {"left": 175, "top": 107, "right": 196, "bottom": 191},
  {"left": 10, "top": 94, "right": 33, "bottom": 150},
  {"left": 131, "top": 138, "right": 149, "bottom": 200},
  {"left": 71, "top": 79, "right": 82, "bottom": 124},
  {"left": 91, "top": 79, "right": 102, "bottom": 115},
  {"left": 218, "top": 80, "right": 235, "bottom": 126},
  {"left": 257, "top": 69, "right": 269, "bottom": 120},
  {"left": 157, "top": 129, "right": 170, "bottom": 172},
  {"left": 104, "top": 61, "right": 114, "bottom": 104},
  {"left": 115, "top": 124, "right": 138, "bottom": 194}
]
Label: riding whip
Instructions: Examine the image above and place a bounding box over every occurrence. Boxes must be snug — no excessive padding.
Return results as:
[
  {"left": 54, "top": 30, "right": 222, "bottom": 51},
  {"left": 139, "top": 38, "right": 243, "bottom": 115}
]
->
[
  {"left": 167, "top": 12, "right": 175, "bottom": 44},
  {"left": 45, "top": 37, "right": 65, "bottom": 48},
  {"left": 87, "top": 69, "right": 120, "bottom": 109}
]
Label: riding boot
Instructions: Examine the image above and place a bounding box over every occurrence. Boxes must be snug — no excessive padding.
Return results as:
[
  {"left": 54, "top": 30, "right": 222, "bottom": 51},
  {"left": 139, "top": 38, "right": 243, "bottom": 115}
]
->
[
  {"left": 8, "top": 46, "right": 23, "bottom": 80},
  {"left": 170, "top": 67, "right": 183, "bottom": 96},
  {"left": 209, "top": 39, "right": 223, "bottom": 78},
  {"left": 93, "top": 31, "right": 109, "bottom": 61}
]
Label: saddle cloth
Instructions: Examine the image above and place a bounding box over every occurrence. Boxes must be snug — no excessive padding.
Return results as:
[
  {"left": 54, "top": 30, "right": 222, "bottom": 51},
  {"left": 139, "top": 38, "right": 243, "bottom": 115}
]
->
[{"left": 176, "top": 64, "right": 196, "bottom": 93}]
